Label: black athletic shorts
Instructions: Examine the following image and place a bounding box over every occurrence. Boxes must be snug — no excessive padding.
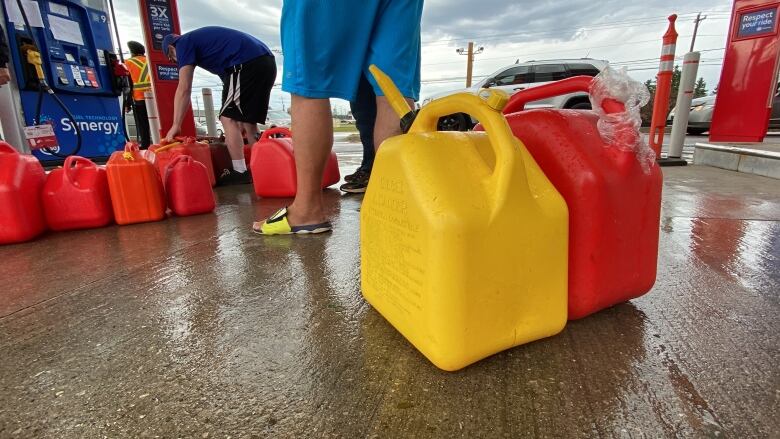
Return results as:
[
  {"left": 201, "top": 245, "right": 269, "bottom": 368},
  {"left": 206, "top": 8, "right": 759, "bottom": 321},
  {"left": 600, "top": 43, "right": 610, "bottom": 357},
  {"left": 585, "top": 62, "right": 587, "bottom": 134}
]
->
[{"left": 220, "top": 55, "right": 277, "bottom": 124}]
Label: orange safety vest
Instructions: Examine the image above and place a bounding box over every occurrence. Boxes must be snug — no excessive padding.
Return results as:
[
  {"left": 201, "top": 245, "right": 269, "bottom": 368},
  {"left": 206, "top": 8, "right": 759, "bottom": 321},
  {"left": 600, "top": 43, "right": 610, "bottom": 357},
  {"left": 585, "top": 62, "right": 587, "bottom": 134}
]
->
[{"left": 125, "top": 55, "right": 151, "bottom": 102}]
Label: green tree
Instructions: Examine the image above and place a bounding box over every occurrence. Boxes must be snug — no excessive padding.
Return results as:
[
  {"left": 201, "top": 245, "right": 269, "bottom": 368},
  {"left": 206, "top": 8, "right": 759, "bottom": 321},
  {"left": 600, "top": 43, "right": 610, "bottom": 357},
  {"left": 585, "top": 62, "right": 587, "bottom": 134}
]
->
[
  {"left": 640, "top": 79, "right": 656, "bottom": 126},
  {"left": 640, "top": 65, "right": 682, "bottom": 126},
  {"left": 694, "top": 77, "right": 707, "bottom": 98}
]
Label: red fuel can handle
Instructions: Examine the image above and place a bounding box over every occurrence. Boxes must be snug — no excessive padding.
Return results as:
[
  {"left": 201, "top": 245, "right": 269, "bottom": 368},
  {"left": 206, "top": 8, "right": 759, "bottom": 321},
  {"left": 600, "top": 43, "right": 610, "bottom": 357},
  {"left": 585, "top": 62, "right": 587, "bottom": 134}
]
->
[
  {"left": 261, "top": 127, "right": 292, "bottom": 139},
  {"left": 503, "top": 75, "right": 625, "bottom": 115}
]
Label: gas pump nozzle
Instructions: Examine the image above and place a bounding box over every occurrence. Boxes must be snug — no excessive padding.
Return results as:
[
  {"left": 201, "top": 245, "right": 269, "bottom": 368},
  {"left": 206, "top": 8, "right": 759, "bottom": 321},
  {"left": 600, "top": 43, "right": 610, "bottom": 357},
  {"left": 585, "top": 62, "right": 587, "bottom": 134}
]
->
[
  {"left": 24, "top": 48, "right": 44, "bottom": 81},
  {"left": 20, "top": 43, "right": 46, "bottom": 86}
]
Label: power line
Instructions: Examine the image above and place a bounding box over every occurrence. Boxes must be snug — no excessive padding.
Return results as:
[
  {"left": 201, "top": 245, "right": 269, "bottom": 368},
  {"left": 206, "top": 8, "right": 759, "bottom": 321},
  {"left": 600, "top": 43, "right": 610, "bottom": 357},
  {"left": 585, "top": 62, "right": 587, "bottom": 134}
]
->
[
  {"left": 421, "top": 13, "right": 729, "bottom": 47},
  {"left": 421, "top": 11, "right": 729, "bottom": 45},
  {"left": 421, "top": 34, "right": 725, "bottom": 67}
]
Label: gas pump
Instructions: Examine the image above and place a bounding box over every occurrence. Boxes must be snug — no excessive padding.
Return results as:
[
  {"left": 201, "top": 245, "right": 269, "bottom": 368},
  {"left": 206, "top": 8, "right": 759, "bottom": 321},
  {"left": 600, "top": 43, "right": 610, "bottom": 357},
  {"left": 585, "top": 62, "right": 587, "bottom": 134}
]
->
[{"left": 1, "top": 0, "right": 126, "bottom": 163}]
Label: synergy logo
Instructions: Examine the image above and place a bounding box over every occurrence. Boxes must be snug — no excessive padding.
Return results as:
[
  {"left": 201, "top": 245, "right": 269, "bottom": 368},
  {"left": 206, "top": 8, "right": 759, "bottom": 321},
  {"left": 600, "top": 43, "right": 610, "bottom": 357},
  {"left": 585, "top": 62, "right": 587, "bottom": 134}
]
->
[{"left": 60, "top": 117, "right": 121, "bottom": 136}]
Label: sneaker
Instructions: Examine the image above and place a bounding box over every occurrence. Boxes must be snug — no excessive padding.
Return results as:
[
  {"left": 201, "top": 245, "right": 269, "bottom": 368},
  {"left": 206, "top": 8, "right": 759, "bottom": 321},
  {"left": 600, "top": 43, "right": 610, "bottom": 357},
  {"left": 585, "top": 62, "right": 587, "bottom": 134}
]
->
[
  {"left": 344, "top": 168, "right": 369, "bottom": 183},
  {"left": 340, "top": 171, "right": 369, "bottom": 193},
  {"left": 218, "top": 169, "right": 252, "bottom": 186}
]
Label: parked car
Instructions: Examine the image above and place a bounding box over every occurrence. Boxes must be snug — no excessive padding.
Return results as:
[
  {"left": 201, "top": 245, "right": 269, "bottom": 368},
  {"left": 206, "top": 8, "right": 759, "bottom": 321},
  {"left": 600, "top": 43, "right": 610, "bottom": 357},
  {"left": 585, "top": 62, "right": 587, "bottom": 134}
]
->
[
  {"left": 340, "top": 115, "right": 356, "bottom": 124},
  {"left": 423, "top": 58, "right": 608, "bottom": 130},
  {"left": 668, "top": 91, "right": 780, "bottom": 135},
  {"left": 667, "top": 95, "right": 715, "bottom": 135},
  {"left": 262, "top": 110, "right": 291, "bottom": 129}
]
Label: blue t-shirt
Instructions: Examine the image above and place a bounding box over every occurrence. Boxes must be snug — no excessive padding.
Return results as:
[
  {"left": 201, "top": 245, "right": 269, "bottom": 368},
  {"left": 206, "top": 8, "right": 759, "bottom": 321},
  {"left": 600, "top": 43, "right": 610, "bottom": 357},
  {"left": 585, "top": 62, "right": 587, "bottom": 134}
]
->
[{"left": 175, "top": 26, "right": 272, "bottom": 75}]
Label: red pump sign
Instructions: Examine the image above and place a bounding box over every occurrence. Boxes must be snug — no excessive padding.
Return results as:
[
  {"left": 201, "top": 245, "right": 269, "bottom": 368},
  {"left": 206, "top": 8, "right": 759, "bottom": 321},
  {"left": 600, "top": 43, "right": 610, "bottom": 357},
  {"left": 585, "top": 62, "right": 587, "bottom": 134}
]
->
[
  {"left": 710, "top": 0, "right": 780, "bottom": 142},
  {"left": 136, "top": 0, "right": 196, "bottom": 138}
]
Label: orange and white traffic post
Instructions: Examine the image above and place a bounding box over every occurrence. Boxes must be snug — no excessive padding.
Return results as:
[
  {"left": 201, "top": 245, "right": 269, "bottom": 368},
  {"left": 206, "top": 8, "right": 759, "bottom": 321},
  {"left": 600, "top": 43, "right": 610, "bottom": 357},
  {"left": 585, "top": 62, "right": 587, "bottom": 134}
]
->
[{"left": 648, "top": 14, "right": 678, "bottom": 157}]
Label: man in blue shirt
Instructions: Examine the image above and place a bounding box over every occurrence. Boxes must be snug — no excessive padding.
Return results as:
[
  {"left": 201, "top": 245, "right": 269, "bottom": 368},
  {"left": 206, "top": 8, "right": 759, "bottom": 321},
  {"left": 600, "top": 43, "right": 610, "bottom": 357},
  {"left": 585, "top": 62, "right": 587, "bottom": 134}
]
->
[{"left": 162, "top": 27, "right": 276, "bottom": 185}]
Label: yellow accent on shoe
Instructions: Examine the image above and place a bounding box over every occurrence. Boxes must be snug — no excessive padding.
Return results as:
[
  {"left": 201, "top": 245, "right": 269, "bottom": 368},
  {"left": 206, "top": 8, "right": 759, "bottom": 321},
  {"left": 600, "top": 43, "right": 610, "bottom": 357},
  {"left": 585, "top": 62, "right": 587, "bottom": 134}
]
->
[
  {"left": 253, "top": 207, "right": 333, "bottom": 235},
  {"left": 254, "top": 208, "right": 293, "bottom": 235}
]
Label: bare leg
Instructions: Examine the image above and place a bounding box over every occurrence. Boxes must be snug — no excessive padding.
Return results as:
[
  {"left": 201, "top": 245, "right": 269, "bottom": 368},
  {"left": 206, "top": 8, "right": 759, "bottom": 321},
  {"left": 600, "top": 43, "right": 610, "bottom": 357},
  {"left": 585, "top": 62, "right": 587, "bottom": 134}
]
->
[
  {"left": 243, "top": 123, "right": 259, "bottom": 144},
  {"left": 286, "top": 95, "right": 333, "bottom": 226},
  {"left": 373, "top": 96, "right": 415, "bottom": 151},
  {"left": 221, "top": 116, "right": 245, "bottom": 161}
]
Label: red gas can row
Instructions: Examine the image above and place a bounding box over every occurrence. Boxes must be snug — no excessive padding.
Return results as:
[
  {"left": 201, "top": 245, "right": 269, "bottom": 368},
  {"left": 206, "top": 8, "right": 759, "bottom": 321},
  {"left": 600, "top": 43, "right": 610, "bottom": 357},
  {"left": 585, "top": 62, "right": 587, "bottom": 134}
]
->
[
  {"left": 477, "top": 75, "right": 663, "bottom": 320},
  {"left": 1, "top": 141, "right": 215, "bottom": 245},
  {"left": 251, "top": 127, "right": 340, "bottom": 197}
]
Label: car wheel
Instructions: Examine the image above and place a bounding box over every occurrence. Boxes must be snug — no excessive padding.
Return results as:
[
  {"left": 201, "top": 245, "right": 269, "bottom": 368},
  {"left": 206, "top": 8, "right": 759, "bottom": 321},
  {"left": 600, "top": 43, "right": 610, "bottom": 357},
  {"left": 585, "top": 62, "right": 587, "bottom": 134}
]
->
[
  {"left": 437, "top": 113, "right": 472, "bottom": 131},
  {"left": 569, "top": 102, "right": 592, "bottom": 110},
  {"left": 687, "top": 127, "right": 708, "bottom": 135}
]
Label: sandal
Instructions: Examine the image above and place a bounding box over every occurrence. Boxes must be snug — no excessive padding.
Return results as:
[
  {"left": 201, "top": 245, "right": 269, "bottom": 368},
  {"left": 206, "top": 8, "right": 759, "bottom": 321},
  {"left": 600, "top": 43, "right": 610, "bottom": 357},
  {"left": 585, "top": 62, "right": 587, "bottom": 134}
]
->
[{"left": 253, "top": 207, "right": 333, "bottom": 235}]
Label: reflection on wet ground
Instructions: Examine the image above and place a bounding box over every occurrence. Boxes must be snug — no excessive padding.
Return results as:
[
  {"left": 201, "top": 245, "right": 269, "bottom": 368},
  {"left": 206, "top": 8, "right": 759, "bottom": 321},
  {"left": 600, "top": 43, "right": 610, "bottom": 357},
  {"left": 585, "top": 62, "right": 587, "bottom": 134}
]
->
[{"left": 0, "top": 164, "right": 778, "bottom": 437}]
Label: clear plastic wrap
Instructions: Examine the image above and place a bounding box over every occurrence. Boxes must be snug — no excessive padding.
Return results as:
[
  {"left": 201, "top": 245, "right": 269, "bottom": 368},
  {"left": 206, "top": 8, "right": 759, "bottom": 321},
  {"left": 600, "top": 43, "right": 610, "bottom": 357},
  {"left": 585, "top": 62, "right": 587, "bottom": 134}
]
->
[{"left": 589, "top": 66, "right": 654, "bottom": 173}]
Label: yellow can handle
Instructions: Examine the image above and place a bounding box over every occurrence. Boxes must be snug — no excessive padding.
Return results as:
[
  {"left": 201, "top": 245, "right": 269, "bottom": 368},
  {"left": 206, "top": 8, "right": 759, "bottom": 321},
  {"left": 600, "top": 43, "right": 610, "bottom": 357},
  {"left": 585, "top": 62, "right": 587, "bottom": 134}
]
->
[
  {"left": 369, "top": 65, "right": 413, "bottom": 118},
  {"left": 369, "top": 65, "right": 522, "bottom": 208},
  {"left": 152, "top": 141, "right": 182, "bottom": 154},
  {"left": 413, "top": 89, "right": 518, "bottom": 196}
]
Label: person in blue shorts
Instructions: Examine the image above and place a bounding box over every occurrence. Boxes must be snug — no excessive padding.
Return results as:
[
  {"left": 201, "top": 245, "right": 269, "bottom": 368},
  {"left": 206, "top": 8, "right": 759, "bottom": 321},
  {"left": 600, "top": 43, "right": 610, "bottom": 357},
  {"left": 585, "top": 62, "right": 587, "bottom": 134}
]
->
[
  {"left": 254, "top": 0, "right": 423, "bottom": 235},
  {"left": 162, "top": 27, "right": 276, "bottom": 186}
]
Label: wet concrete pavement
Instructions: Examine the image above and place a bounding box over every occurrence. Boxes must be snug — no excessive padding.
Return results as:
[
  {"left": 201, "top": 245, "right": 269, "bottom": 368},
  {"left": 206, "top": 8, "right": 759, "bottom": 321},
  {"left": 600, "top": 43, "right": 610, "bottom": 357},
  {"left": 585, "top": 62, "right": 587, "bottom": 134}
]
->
[{"left": 0, "top": 156, "right": 778, "bottom": 438}]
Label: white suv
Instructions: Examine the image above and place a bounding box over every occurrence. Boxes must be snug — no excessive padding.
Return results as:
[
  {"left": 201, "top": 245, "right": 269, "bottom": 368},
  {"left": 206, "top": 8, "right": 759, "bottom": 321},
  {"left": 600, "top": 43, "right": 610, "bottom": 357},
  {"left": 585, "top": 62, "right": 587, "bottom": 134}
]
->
[{"left": 425, "top": 58, "right": 608, "bottom": 130}]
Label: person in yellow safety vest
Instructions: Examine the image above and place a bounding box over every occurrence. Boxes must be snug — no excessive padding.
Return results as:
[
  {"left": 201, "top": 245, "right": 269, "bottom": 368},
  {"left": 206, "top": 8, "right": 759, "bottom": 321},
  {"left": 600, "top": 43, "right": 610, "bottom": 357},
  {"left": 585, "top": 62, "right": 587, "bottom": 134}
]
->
[{"left": 125, "top": 41, "right": 152, "bottom": 149}]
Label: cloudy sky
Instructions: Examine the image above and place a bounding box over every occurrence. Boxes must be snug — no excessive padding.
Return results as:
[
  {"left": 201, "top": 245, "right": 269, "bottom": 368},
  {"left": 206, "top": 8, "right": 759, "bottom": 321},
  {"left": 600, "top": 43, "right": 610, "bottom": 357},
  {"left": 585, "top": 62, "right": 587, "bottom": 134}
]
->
[{"left": 111, "top": 0, "right": 732, "bottom": 114}]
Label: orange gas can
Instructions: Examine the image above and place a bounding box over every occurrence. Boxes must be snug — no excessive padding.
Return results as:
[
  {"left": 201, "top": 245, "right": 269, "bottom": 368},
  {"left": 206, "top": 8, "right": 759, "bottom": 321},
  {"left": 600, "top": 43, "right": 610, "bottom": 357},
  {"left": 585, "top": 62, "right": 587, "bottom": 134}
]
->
[
  {"left": 42, "top": 156, "right": 113, "bottom": 231},
  {"left": 0, "top": 141, "right": 46, "bottom": 244},
  {"left": 251, "top": 127, "right": 340, "bottom": 197},
  {"left": 107, "top": 143, "right": 167, "bottom": 225},
  {"left": 150, "top": 137, "right": 216, "bottom": 187}
]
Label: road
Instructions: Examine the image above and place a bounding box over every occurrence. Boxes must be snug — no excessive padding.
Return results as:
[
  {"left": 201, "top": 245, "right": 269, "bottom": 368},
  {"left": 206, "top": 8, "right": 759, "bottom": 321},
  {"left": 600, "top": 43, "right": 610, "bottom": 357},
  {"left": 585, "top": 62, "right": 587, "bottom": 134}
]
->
[{"left": 335, "top": 132, "right": 707, "bottom": 165}]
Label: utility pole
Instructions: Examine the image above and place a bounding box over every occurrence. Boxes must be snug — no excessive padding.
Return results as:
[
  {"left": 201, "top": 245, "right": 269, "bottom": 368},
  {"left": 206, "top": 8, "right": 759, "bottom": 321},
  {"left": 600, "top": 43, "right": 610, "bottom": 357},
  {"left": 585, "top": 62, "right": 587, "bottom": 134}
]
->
[
  {"left": 690, "top": 12, "right": 707, "bottom": 52},
  {"left": 194, "top": 96, "right": 201, "bottom": 122},
  {"left": 457, "top": 42, "right": 484, "bottom": 87}
]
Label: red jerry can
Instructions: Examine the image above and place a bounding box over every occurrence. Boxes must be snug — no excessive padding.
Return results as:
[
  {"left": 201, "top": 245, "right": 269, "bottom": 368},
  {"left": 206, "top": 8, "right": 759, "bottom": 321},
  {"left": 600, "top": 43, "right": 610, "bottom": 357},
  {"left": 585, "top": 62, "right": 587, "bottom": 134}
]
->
[
  {"left": 42, "top": 156, "right": 113, "bottom": 231},
  {"left": 480, "top": 75, "right": 663, "bottom": 320},
  {"left": 150, "top": 137, "right": 216, "bottom": 187},
  {"left": 164, "top": 155, "right": 215, "bottom": 216},
  {"left": 209, "top": 141, "right": 233, "bottom": 180},
  {"left": 107, "top": 142, "right": 167, "bottom": 225},
  {"left": 0, "top": 141, "right": 46, "bottom": 244},
  {"left": 251, "top": 127, "right": 340, "bottom": 197}
]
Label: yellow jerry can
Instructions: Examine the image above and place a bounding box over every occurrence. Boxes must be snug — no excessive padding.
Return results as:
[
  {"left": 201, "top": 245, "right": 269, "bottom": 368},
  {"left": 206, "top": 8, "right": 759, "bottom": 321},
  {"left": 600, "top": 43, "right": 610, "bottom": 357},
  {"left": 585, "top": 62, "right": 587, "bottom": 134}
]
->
[{"left": 360, "top": 66, "right": 569, "bottom": 371}]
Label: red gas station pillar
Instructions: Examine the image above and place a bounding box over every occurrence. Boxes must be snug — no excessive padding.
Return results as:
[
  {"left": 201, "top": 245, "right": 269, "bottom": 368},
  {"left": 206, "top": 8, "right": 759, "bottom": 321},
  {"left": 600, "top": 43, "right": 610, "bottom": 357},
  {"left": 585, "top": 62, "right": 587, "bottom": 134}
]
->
[
  {"left": 137, "top": 0, "right": 196, "bottom": 138},
  {"left": 710, "top": 0, "right": 780, "bottom": 143}
]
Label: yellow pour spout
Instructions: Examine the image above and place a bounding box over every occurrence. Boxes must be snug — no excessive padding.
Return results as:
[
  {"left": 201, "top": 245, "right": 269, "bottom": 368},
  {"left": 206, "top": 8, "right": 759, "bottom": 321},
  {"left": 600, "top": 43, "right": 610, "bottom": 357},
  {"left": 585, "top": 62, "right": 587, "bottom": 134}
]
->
[{"left": 369, "top": 65, "right": 412, "bottom": 119}]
